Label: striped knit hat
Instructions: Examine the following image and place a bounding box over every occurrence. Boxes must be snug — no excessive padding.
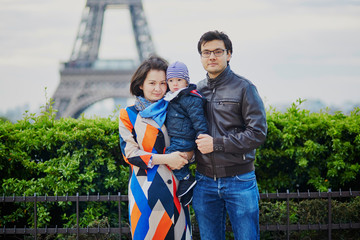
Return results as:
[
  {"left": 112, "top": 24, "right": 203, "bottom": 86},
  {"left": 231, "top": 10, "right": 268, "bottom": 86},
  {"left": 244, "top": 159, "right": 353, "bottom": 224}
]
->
[{"left": 166, "top": 61, "right": 190, "bottom": 83}]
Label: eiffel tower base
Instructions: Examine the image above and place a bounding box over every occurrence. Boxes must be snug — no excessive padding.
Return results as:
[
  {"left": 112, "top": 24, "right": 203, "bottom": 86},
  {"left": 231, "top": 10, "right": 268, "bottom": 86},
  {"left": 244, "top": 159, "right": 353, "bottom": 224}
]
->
[{"left": 52, "top": 66, "right": 134, "bottom": 118}]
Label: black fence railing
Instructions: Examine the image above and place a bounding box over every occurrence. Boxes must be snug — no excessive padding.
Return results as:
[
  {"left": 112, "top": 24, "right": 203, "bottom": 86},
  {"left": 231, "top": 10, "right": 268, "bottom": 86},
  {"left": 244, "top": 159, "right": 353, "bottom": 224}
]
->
[
  {"left": 258, "top": 189, "right": 360, "bottom": 240},
  {"left": 1, "top": 190, "right": 359, "bottom": 240},
  {"left": 1, "top": 192, "right": 130, "bottom": 239}
]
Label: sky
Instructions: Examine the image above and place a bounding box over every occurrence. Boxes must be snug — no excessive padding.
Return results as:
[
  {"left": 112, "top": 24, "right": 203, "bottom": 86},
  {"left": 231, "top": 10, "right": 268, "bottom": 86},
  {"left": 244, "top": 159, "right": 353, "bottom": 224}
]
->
[{"left": 1, "top": 0, "right": 360, "bottom": 116}]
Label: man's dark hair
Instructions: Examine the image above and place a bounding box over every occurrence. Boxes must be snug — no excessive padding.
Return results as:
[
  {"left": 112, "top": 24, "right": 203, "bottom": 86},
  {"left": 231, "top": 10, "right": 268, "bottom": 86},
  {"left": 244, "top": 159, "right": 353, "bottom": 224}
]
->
[
  {"left": 197, "top": 30, "right": 233, "bottom": 55},
  {"left": 130, "top": 55, "right": 168, "bottom": 96}
]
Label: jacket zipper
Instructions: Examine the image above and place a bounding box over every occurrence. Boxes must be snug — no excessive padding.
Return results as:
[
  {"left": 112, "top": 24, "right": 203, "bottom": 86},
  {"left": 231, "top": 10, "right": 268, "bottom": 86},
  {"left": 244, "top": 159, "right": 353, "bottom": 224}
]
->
[
  {"left": 210, "top": 88, "right": 217, "bottom": 181},
  {"left": 219, "top": 101, "right": 239, "bottom": 105}
]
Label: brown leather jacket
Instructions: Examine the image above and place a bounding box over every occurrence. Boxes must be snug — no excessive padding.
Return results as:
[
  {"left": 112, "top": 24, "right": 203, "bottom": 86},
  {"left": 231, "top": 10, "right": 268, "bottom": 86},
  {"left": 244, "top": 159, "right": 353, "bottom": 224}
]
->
[{"left": 196, "top": 66, "right": 267, "bottom": 179}]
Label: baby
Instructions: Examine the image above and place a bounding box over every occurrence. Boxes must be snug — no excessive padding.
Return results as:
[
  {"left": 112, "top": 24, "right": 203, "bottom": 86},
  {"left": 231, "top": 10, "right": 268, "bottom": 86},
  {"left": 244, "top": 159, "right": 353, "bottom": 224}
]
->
[{"left": 164, "top": 61, "right": 208, "bottom": 206}]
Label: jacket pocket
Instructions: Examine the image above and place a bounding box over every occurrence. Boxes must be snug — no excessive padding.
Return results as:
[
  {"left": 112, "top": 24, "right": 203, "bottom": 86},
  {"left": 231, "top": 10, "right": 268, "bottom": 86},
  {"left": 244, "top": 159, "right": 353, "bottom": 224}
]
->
[{"left": 216, "top": 100, "right": 242, "bottom": 121}]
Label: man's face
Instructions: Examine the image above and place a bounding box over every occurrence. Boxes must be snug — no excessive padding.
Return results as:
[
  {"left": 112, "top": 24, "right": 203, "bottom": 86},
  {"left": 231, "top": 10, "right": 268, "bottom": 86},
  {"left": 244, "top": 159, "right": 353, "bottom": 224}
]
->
[{"left": 200, "top": 40, "right": 231, "bottom": 79}]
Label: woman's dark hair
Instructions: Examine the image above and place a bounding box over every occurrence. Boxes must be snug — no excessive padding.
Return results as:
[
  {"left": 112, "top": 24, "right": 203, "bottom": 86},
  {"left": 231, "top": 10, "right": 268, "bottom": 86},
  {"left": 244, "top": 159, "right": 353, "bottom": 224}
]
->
[
  {"left": 197, "top": 30, "right": 233, "bottom": 55},
  {"left": 130, "top": 55, "right": 168, "bottom": 96}
]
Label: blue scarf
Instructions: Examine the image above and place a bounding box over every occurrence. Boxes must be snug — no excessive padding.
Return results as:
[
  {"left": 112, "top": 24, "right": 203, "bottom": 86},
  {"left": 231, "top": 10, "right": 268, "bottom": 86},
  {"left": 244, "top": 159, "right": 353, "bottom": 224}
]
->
[{"left": 136, "top": 96, "right": 168, "bottom": 128}]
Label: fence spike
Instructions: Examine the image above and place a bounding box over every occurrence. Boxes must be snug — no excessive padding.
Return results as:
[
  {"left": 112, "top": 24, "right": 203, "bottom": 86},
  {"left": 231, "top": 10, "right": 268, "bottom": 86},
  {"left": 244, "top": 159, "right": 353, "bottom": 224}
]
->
[
  {"left": 308, "top": 189, "right": 310, "bottom": 197},
  {"left": 349, "top": 188, "right": 353, "bottom": 196},
  {"left": 276, "top": 189, "right": 279, "bottom": 197},
  {"left": 97, "top": 192, "right": 100, "bottom": 201},
  {"left": 66, "top": 193, "right": 68, "bottom": 201},
  {"left": 328, "top": 188, "right": 331, "bottom": 197},
  {"left": 339, "top": 188, "right": 342, "bottom": 196},
  {"left": 108, "top": 192, "right": 110, "bottom": 201}
]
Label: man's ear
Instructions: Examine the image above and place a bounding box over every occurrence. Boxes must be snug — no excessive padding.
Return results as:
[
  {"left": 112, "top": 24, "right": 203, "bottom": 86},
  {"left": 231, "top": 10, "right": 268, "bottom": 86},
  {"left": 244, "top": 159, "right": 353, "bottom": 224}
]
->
[{"left": 227, "top": 52, "right": 232, "bottom": 62}]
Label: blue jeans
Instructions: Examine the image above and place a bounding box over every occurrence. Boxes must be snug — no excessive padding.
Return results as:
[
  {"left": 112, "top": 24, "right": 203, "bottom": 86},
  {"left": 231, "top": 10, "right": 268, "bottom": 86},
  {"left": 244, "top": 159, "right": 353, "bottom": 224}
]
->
[{"left": 192, "top": 171, "right": 260, "bottom": 240}]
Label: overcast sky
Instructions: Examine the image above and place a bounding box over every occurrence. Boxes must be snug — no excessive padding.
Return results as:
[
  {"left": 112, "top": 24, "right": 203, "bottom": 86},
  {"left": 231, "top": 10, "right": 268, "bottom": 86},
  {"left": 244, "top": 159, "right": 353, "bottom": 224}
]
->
[{"left": 1, "top": 0, "right": 360, "bottom": 114}]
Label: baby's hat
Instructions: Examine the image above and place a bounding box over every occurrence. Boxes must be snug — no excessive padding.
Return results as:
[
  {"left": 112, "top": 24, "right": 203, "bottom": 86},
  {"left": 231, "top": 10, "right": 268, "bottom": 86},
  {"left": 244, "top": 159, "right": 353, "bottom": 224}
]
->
[{"left": 166, "top": 61, "right": 190, "bottom": 83}]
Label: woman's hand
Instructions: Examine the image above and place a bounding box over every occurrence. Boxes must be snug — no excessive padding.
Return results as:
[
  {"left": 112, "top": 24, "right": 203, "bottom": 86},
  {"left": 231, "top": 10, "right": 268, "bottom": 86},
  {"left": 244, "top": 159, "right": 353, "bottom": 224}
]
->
[
  {"left": 151, "top": 151, "right": 188, "bottom": 170},
  {"left": 166, "top": 152, "right": 188, "bottom": 170}
]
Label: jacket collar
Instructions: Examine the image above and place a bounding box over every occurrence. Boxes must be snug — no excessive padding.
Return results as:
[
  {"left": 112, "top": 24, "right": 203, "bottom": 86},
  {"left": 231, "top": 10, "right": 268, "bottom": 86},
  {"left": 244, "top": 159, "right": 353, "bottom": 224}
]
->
[
  {"left": 164, "top": 83, "right": 197, "bottom": 101},
  {"left": 207, "top": 65, "right": 231, "bottom": 89}
]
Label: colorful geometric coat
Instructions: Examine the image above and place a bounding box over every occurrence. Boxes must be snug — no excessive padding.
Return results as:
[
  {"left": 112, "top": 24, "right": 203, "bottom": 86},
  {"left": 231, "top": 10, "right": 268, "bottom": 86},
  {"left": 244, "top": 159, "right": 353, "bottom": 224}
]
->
[{"left": 119, "top": 105, "right": 192, "bottom": 240}]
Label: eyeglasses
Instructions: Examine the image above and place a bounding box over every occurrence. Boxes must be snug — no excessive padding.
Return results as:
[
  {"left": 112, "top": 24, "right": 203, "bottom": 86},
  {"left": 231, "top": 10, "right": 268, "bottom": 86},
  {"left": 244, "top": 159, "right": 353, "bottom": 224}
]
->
[{"left": 200, "top": 49, "right": 227, "bottom": 58}]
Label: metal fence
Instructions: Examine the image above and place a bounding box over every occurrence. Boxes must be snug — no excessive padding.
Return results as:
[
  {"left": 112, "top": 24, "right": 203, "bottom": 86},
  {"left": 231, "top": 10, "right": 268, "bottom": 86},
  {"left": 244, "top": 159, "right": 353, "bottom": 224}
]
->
[
  {"left": 1, "top": 190, "right": 359, "bottom": 240},
  {"left": 258, "top": 189, "right": 360, "bottom": 240}
]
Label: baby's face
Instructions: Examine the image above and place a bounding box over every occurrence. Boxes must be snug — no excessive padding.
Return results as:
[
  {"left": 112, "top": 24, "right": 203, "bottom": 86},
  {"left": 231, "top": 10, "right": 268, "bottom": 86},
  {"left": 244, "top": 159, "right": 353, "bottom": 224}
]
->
[{"left": 167, "top": 78, "right": 188, "bottom": 92}]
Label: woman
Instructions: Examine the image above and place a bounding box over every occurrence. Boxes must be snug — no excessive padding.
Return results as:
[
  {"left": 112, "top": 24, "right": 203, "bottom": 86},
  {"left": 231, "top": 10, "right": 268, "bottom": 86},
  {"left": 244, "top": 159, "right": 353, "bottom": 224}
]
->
[{"left": 119, "top": 56, "right": 192, "bottom": 240}]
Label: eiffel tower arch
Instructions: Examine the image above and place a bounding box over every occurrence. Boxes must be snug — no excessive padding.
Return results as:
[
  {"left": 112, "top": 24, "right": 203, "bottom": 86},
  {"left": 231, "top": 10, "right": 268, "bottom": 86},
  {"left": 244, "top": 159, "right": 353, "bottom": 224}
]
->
[{"left": 52, "top": 0, "right": 155, "bottom": 118}]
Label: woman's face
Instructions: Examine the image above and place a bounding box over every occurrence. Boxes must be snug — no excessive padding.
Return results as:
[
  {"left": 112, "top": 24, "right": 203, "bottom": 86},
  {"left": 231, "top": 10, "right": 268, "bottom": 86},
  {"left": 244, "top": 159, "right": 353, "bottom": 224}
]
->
[{"left": 140, "top": 69, "right": 167, "bottom": 102}]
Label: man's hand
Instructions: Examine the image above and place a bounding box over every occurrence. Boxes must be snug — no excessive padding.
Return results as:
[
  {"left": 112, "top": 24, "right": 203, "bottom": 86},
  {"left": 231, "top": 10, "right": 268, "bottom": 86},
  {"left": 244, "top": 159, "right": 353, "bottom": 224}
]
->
[{"left": 196, "top": 134, "right": 214, "bottom": 154}]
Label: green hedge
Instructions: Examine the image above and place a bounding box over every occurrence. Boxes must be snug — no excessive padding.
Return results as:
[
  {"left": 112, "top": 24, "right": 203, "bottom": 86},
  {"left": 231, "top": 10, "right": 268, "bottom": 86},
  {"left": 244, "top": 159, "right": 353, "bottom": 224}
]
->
[
  {"left": 0, "top": 99, "right": 359, "bottom": 232},
  {"left": 0, "top": 105, "right": 129, "bottom": 229},
  {"left": 256, "top": 99, "right": 360, "bottom": 192}
]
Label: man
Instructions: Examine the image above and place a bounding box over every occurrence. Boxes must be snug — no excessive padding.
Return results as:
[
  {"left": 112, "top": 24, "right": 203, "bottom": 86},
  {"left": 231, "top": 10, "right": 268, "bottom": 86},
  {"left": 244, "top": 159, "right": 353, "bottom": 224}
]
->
[{"left": 194, "top": 30, "right": 267, "bottom": 240}]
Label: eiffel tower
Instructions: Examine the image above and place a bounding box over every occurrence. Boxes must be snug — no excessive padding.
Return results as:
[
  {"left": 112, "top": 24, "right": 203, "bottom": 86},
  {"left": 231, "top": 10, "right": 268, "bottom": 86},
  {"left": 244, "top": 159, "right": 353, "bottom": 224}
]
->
[{"left": 52, "top": 0, "right": 155, "bottom": 118}]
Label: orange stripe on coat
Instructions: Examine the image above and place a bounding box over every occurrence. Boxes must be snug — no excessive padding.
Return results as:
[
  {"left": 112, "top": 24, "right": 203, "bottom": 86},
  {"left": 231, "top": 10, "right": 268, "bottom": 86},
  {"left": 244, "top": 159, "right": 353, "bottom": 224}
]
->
[
  {"left": 130, "top": 203, "right": 141, "bottom": 235},
  {"left": 140, "top": 155, "right": 152, "bottom": 167},
  {"left": 142, "top": 124, "right": 158, "bottom": 152},
  {"left": 119, "top": 109, "right": 133, "bottom": 131},
  {"left": 152, "top": 211, "right": 172, "bottom": 240}
]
